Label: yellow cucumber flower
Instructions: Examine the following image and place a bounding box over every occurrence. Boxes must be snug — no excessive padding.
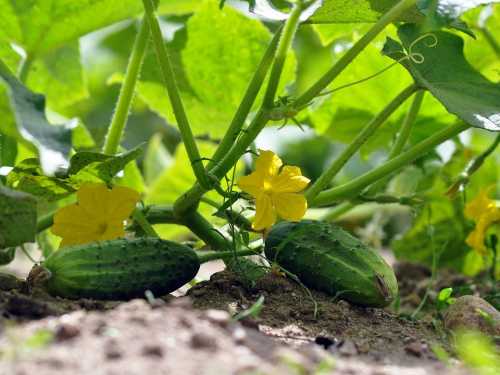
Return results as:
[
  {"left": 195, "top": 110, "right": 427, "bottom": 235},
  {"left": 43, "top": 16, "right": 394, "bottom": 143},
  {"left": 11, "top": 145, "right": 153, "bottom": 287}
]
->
[
  {"left": 237, "top": 150, "right": 310, "bottom": 231},
  {"left": 52, "top": 183, "right": 140, "bottom": 248},
  {"left": 464, "top": 186, "right": 500, "bottom": 255}
]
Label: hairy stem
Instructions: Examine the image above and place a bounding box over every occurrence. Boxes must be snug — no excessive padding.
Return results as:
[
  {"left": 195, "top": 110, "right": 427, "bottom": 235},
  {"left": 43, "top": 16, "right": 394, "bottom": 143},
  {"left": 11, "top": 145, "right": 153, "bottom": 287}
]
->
[
  {"left": 305, "top": 84, "right": 418, "bottom": 202},
  {"left": 293, "top": 0, "right": 417, "bottom": 109},
  {"left": 173, "top": 2, "right": 305, "bottom": 216},
  {"left": 142, "top": 0, "right": 208, "bottom": 189},
  {"left": 103, "top": 17, "right": 150, "bottom": 155},
  {"left": 312, "top": 122, "right": 470, "bottom": 206}
]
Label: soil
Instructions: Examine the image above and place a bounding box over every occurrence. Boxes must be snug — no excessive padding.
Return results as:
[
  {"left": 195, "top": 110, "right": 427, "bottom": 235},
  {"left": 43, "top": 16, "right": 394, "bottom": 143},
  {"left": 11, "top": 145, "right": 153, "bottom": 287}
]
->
[{"left": 0, "top": 261, "right": 488, "bottom": 375}]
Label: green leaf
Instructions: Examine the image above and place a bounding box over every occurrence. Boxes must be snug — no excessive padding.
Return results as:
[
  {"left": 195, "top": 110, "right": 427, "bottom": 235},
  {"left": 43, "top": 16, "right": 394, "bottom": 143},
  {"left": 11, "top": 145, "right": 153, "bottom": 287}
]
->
[
  {"left": 417, "top": 0, "right": 500, "bottom": 30},
  {"left": 0, "top": 0, "right": 142, "bottom": 56},
  {"left": 135, "top": 0, "right": 296, "bottom": 138},
  {"left": 144, "top": 133, "right": 172, "bottom": 186},
  {"left": 0, "top": 247, "right": 16, "bottom": 266},
  {"left": 0, "top": 61, "right": 75, "bottom": 174},
  {"left": 309, "top": 0, "right": 497, "bottom": 25},
  {"left": 68, "top": 145, "right": 143, "bottom": 184},
  {"left": 6, "top": 159, "right": 75, "bottom": 201},
  {"left": 0, "top": 185, "right": 36, "bottom": 248},
  {"left": 310, "top": 0, "right": 423, "bottom": 23},
  {"left": 385, "top": 24, "right": 500, "bottom": 131},
  {"left": 26, "top": 42, "right": 88, "bottom": 110},
  {"left": 0, "top": 133, "right": 17, "bottom": 167}
]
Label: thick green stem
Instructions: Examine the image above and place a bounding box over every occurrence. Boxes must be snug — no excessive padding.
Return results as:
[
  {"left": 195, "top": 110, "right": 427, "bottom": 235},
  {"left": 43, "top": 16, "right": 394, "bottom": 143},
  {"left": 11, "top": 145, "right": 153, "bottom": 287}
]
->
[
  {"left": 142, "top": 0, "right": 208, "bottom": 189},
  {"left": 262, "top": 2, "right": 304, "bottom": 108},
  {"left": 132, "top": 208, "right": 159, "bottom": 237},
  {"left": 182, "top": 211, "right": 230, "bottom": 251},
  {"left": 364, "top": 89, "right": 424, "bottom": 195},
  {"left": 173, "top": 3, "right": 304, "bottom": 216},
  {"left": 103, "top": 18, "right": 150, "bottom": 155},
  {"left": 312, "top": 122, "right": 470, "bottom": 206},
  {"left": 305, "top": 84, "right": 418, "bottom": 202},
  {"left": 197, "top": 248, "right": 261, "bottom": 264},
  {"left": 293, "top": 0, "right": 417, "bottom": 109},
  {"left": 207, "top": 26, "right": 283, "bottom": 169},
  {"left": 37, "top": 213, "right": 54, "bottom": 232}
]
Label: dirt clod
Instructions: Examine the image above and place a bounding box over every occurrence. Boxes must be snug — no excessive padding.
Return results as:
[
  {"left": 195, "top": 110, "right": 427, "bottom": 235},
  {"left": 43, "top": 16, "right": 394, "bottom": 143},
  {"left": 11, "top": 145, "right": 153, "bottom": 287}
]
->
[
  {"left": 54, "top": 323, "right": 80, "bottom": 341},
  {"left": 190, "top": 332, "right": 217, "bottom": 350}
]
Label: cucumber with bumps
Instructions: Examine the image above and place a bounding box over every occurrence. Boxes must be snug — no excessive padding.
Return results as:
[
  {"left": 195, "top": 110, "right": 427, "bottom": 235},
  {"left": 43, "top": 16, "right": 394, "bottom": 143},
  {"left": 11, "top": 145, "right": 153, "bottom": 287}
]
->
[
  {"left": 265, "top": 220, "right": 398, "bottom": 307},
  {"left": 30, "top": 238, "right": 200, "bottom": 300}
]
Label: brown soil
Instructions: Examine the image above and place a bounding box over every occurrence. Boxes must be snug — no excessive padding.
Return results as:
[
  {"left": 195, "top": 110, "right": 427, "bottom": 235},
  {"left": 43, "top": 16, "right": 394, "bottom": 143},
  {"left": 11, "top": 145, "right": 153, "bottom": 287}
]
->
[{"left": 0, "top": 264, "right": 479, "bottom": 375}]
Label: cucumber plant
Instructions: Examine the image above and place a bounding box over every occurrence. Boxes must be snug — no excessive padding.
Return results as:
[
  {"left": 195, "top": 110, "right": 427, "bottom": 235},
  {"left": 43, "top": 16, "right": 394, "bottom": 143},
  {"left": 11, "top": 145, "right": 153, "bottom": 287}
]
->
[{"left": 0, "top": 0, "right": 499, "bottom": 303}]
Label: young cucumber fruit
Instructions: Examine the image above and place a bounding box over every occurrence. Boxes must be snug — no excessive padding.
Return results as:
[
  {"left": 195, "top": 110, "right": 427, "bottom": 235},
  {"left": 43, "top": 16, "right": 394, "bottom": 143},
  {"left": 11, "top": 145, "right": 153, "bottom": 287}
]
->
[
  {"left": 31, "top": 238, "right": 200, "bottom": 300},
  {"left": 265, "top": 220, "right": 398, "bottom": 307}
]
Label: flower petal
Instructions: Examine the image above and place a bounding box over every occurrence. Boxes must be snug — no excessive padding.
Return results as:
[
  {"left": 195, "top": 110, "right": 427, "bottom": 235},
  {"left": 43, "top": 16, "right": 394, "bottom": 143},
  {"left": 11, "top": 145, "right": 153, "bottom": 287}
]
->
[
  {"left": 255, "top": 150, "right": 282, "bottom": 178},
  {"left": 106, "top": 185, "right": 141, "bottom": 220},
  {"left": 237, "top": 171, "right": 265, "bottom": 197},
  {"left": 272, "top": 192, "right": 307, "bottom": 222},
  {"left": 270, "top": 166, "right": 310, "bottom": 193},
  {"left": 252, "top": 193, "right": 277, "bottom": 231},
  {"left": 77, "top": 183, "right": 110, "bottom": 218},
  {"left": 465, "top": 186, "right": 496, "bottom": 221}
]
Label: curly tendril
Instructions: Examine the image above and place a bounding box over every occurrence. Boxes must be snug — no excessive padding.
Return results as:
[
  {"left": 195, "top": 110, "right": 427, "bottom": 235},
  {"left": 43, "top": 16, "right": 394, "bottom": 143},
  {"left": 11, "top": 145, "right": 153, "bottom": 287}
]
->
[{"left": 317, "top": 33, "right": 439, "bottom": 98}]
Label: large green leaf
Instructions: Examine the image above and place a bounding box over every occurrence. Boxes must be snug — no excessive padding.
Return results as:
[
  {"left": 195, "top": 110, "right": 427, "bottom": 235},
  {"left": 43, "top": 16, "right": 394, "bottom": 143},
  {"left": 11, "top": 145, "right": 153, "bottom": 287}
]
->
[
  {"left": 0, "top": 186, "right": 36, "bottom": 248},
  {"left": 310, "top": 0, "right": 423, "bottom": 23},
  {"left": 384, "top": 24, "right": 500, "bottom": 131},
  {"left": 134, "top": 0, "right": 296, "bottom": 138},
  {"left": 26, "top": 42, "right": 88, "bottom": 110},
  {"left": 0, "top": 61, "right": 75, "bottom": 174},
  {"left": 309, "top": 0, "right": 498, "bottom": 24}
]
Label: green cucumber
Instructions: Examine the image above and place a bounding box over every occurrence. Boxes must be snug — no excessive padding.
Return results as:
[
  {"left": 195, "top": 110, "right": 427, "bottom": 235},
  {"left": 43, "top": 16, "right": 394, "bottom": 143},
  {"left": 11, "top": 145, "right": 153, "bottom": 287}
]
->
[
  {"left": 28, "top": 238, "right": 261, "bottom": 300},
  {"left": 265, "top": 220, "right": 398, "bottom": 307},
  {"left": 30, "top": 238, "right": 200, "bottom": 300}
]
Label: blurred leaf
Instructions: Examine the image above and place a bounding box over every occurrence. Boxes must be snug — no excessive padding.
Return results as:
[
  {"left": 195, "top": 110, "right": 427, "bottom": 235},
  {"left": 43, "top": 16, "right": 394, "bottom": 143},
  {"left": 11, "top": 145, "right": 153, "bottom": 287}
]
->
[
  {"left": 144, "top": 133, "right": 172, "bottom": 186},
  {"left": 0, "top": 186, "right": 36, "bottom": 248},
  {"left": 417, "top": 0, "right": 500, "bottom": 31},
  {"left": 392, "top": 217, "right": 471, "bottom": 270},
  {"left": 71, "top": 121, "right": 96, "bottom": 150},
  {"left": 27, "top": 42, "right": 88, "bottom": 110},
  {"left": 0, "top": 61, "right": 75, "bottom": 175},
  {"left": 115, "top": 160, "right": 146, "bottom": 193},
  {"left": 0, "top": 247, "right": 16, "bottom": 265},
  {"left": 135, "top": 0, "right": 296, "bottom": 138},
  {"left": 385, "top": 25, "right": 500, "bottom": 131},
  {"left": 0, "top": 133, "right": 17, "bottom": 167}
]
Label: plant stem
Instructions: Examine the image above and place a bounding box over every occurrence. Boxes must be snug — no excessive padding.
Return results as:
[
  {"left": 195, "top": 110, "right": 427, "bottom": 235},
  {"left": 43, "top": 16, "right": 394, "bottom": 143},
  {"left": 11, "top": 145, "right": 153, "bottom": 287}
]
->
[
  {"left": 207, "top": 26, "right": 283, "bottom": 169},
  {"left": 312, "top": 122, "right": 470, "bottom": 206},
  {"left": 293, "top": 0, "right": 417, "bottom": 109},
  {"left": 364, "top": 89, "right": 424, "bottom": 195},
  {"left": 182, "top": 211, "right": 230, "bottom": 251},
  {"left": 196, "top": 248, "right": 261, "bottom": 264},
  {"left": 103, "top": 17, "right": 150, "bottom": 155},
  {"left": 132, "top": 208, "right": 159, "bottom": 237},
  {"left": 262, "top": 2, "right": 304, "bottom": 108},
  {"left": 141, "top": 0, "right": 209, "bottom": 189},
  {"left": 305, "top": 84, "right": 418, "bottom": 202},
  {"left": 173, "top": 2, "right": 305, "bottom": 216}
]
